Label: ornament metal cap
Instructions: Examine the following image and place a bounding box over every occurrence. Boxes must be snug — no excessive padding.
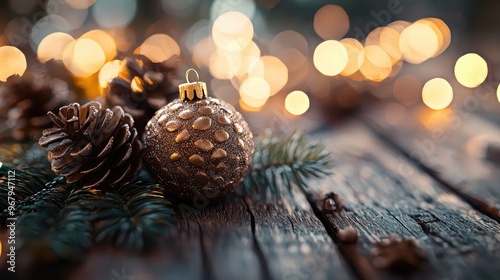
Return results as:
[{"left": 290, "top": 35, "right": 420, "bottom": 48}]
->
[{"left": 178, "top": 68, "right": 208, "bottom": 101}]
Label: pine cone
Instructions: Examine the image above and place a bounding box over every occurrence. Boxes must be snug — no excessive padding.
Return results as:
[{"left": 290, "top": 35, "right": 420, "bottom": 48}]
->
[
  {"left": 38, "top": 101, "right": 143, "bottom": 189},
  {"left": 102, "top": 55, "right": 180, "bottom": 136},
  {"left": 0, "top": 73, "right": 74, "bottom": 140}
]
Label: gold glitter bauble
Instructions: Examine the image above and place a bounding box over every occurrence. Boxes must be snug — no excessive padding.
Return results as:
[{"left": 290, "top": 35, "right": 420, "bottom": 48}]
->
[{"left": 143, "top": 69, "right": 254, "bottom": 199}]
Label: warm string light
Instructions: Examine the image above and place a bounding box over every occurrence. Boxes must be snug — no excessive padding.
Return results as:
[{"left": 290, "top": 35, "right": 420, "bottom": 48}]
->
[
  {"left": 98, "top": 60, "right": 121, "bottom": 89},
  {"left": 454, "top": 53, "right": 488, "bottom": 88},
  {"left": 37, "top": 32, "right": 75, "bottom": 62},
  {"left": 312, "top": 14, "right": 452, "bottom": 89},
  {"left": 204, "top": 11, "right": 292, "bottom": 111},
  {"left": 313, "top": 4, "right": 349, "bottom": 40},
  {"left": 285, "top": 90, "right": 310, "bottom": 116},
  {"left": 313, "top": 40, "right": 348, "bottom": 76},
  {"left": 497, "top": 85, "right": 500, "bottom": 103},
  {"left": 12, "top": 1, "right": 497, "bottom": 114},
  {"left": 0, "top": 46, "right": 27, "bottom": 82},
  {"left": 422, "top": 78, "right": 453, "bottom": 110},
  {"left": 135, "top": 34, "right": 180, "bottom": 63}
]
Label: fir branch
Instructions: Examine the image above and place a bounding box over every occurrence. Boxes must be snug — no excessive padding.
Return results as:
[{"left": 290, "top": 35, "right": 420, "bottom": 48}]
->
[
  {"left": 239, "top": 131, "right": 331, "bottom": 198},
  {"left": 91, "top": 181, "right": 176, "bottom": 251},
  {"left": 16, "top": 186, "right": 94, "bottom": 261},
  {"left": 0, "top": 163, "right": 55, "bottom": 214},
  {"left": 2, "top": 177, "right": 68, "bottom": 221}
]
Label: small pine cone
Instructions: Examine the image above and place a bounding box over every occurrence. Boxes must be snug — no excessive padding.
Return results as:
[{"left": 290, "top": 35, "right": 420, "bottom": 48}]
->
[
  {"left": 102, "top": 55, "right": 180, "bottom": 136},
  {"left": 38, "top": 101, "right": 143, "bottom": 189},
  {"left": 0, "top": 73, "right": 75, "bottom": 140}
]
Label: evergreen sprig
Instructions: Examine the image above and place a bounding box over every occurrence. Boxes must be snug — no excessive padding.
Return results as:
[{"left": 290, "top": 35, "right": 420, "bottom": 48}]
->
[
  {"left": 240, "top": 131, "right": 331, "bottom": 198},
  {"left": 91, "top": 181, "right": 176, "bottom": 251},
  {"left": 0, "top": 163, "right": 54, "bottom": 213},
  {"left": 16, "top": 185, "right": 94, "bottom": 261},
  {"left": 0, "top": 130, "right": 331, "bottom": 260}
]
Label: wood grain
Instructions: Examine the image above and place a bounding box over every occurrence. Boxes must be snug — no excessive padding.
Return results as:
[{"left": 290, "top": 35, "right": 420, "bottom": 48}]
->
[
  {"left": 364, "top": 104, "right": 500, "bottom": 222},
  {"left": 179, "top": 194, "right": 354, "bottom": 280},
  {"left": 310, "top": 122, "right": 500, "bottom": 280}
]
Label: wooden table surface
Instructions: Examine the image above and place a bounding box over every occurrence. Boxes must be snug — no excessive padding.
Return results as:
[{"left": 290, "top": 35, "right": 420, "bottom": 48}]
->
[{"left": 3, "top": 104, "right": 500, "bottom": 280}]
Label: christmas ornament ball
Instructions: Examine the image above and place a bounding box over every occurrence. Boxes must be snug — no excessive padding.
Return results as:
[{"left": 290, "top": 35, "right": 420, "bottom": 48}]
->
[{"left": 143, "top": 69, "right": 254, "bottom": 200}]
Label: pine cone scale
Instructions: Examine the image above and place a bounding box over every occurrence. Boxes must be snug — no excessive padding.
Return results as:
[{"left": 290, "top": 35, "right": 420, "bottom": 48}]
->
[
  {"left": 39, "top": 101, "right": 143, "bottom": 189},
  {"left": 39, "top": 131, "right": 68, "bottom": 146},
  {"left": 80, "top": 157, "right": 108, "bottom": 174},
  {"left": 84, "top": 169, "right": 110, "bottom": 188},
  {"left": 70, "top": 142, "right": 93, "bottom": 157},
  {"left": 113, "top": 143, "right": 133, "bottom": 168},
  {"left": 47, "top": 139, "right": 74, "bottom": 159},
  {"left": 97, "top": 137, "right": 114, "bottom": 158}
]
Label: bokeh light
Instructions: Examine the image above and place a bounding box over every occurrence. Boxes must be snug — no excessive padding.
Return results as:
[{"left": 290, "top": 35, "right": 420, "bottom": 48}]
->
[
  {"left": 81, "top": 30, "right": 117, "bottom": 61},
  {"left": 65, "top": 0, "right": 96, "bottom": 9},
  {"left": 380, "top": 26, "right": 404, "bottom": 63},
  {"left": 340, "top": 38, "right": 363, "bottom": 76},
  {"left": 63, "top": 38, "right": 106, "bottom": 77},
  {"left": 248, "top": 56, "right": 288, "bottom": 96},
  {"left": 418, "top": 107, "right": 454, "bottom": 130},
  {"left": 209, "top": 51, "right": 239, "bottom": 80},
  {"left": 47, "top": 0, "right": 88, "bottom": 30},
  {"left": 233, "top": 41, "right": 261, "bottom": 79},
  {"left": 270, "top": 30, "right": 308, "bottom": 55},
  {"left": 365, "top": 27, "right": 383, "bottom": 46},
  {"left": 422, "top": 78, "right": 453, "bottom": 110},
  {"left": 212, "top": 11, "right": 253, "bottom": 53},
  {"left": 454, "top": 53, "right": 488, "bottom": 88},
  {"left": 279, "top": 48, "right": 308, "bottom": 88},
  {"left": 92, "top": 0, "right": 137, "bottom": 28},
  {"left": 358, "top": 45, "right": 392, "bottom": 82},
  {"left": 498, "top": 84, "right": 500, "bottom": 103},
  {"left": 37, "top": 32, "right": 75, "bottom": 62},
  {"left": 108, "top": 28, "right": 136, "bottom": 53},
  {"left": 422, "top": 18, "right": 451, "bottom": 57},
  {"left": 193, "top": 37, "right": 217, "bottom": 68},
  {"left": 393, "top": 74, "right": 422, "bottom": 106},
  {"left": 313, "top": 5, "right": 349, "bottom": 40},
  {"left": 30, "top": 15, "right": 71, "bottom": 49},
  {"left": 313, "top": 40, "right": 348, "bottom": 76},
  {"left": 285, "top": 90, "right": 310, "bottom": 115},
  {"left": 0, "top": 46, "right": 27, "bottom": 82},
  {"left": 239, "top": 77, "right": 270, "bottom": 108},
  {"left": 210, "top": 0, "right": 256, "bottom": 21},
  {"left": 399, "top": 21, "right": 439, "bottom": 64},
  {"left": 98, "top": 60, "right": 121, "bottom": 88},
  {"left": 135, "top": 34, "right": 180, "bottom": 63}
]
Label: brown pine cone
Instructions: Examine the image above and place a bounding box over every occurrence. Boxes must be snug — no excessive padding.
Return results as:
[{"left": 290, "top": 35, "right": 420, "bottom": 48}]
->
[
  {"left": 102, "top": 55, "right": 180, "bottom": 136},
  {"left": 0, "top": 73, "right": 74, "bottom": 140},
  {"left": 38, "top": 101, "right": 143, "bottom": 189}
]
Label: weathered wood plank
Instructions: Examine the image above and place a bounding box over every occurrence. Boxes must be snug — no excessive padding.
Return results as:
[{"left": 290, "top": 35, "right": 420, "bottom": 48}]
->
[
  {"left": 181, "top": 197, "right": 263, "bottom": 280},
  {"left": 363, "top": 104, "right": 500, "bottom": 221},
  {"left": 181, "top": 194, "right": 354, "bottom": 280},
  {"left": 245, "top": 193, "right": 353, "bottom": 280},
  {"left": 310, "top": 122, "right": 500, "bottom": 280}
]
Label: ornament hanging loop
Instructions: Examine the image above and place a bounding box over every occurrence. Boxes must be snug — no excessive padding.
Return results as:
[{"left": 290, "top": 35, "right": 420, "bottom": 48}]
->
[
  {"left": 179, "top": 68, "right": 208, "bottom": 101},
  {"left": 185, "top": 68, "right": 200, "bottom": 84}
]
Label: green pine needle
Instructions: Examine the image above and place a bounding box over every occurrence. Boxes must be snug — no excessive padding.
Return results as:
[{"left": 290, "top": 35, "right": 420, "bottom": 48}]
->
[
  {"left": 239, "top": 131, "right": 331, "bottom": 198},
  {"left": 0, "top": 163, "right": 55, "bottom": 215},
  {"left": 91, "top": 181, "right": 176, "bottom": 251},
  {"left": 16, "top": 185, "right": 94, "bottom": 261}
]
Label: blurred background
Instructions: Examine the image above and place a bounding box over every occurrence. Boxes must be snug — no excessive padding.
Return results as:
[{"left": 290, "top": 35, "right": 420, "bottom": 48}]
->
[{"left": 0, "top": 0, "right": 499, "bottom": 133}]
